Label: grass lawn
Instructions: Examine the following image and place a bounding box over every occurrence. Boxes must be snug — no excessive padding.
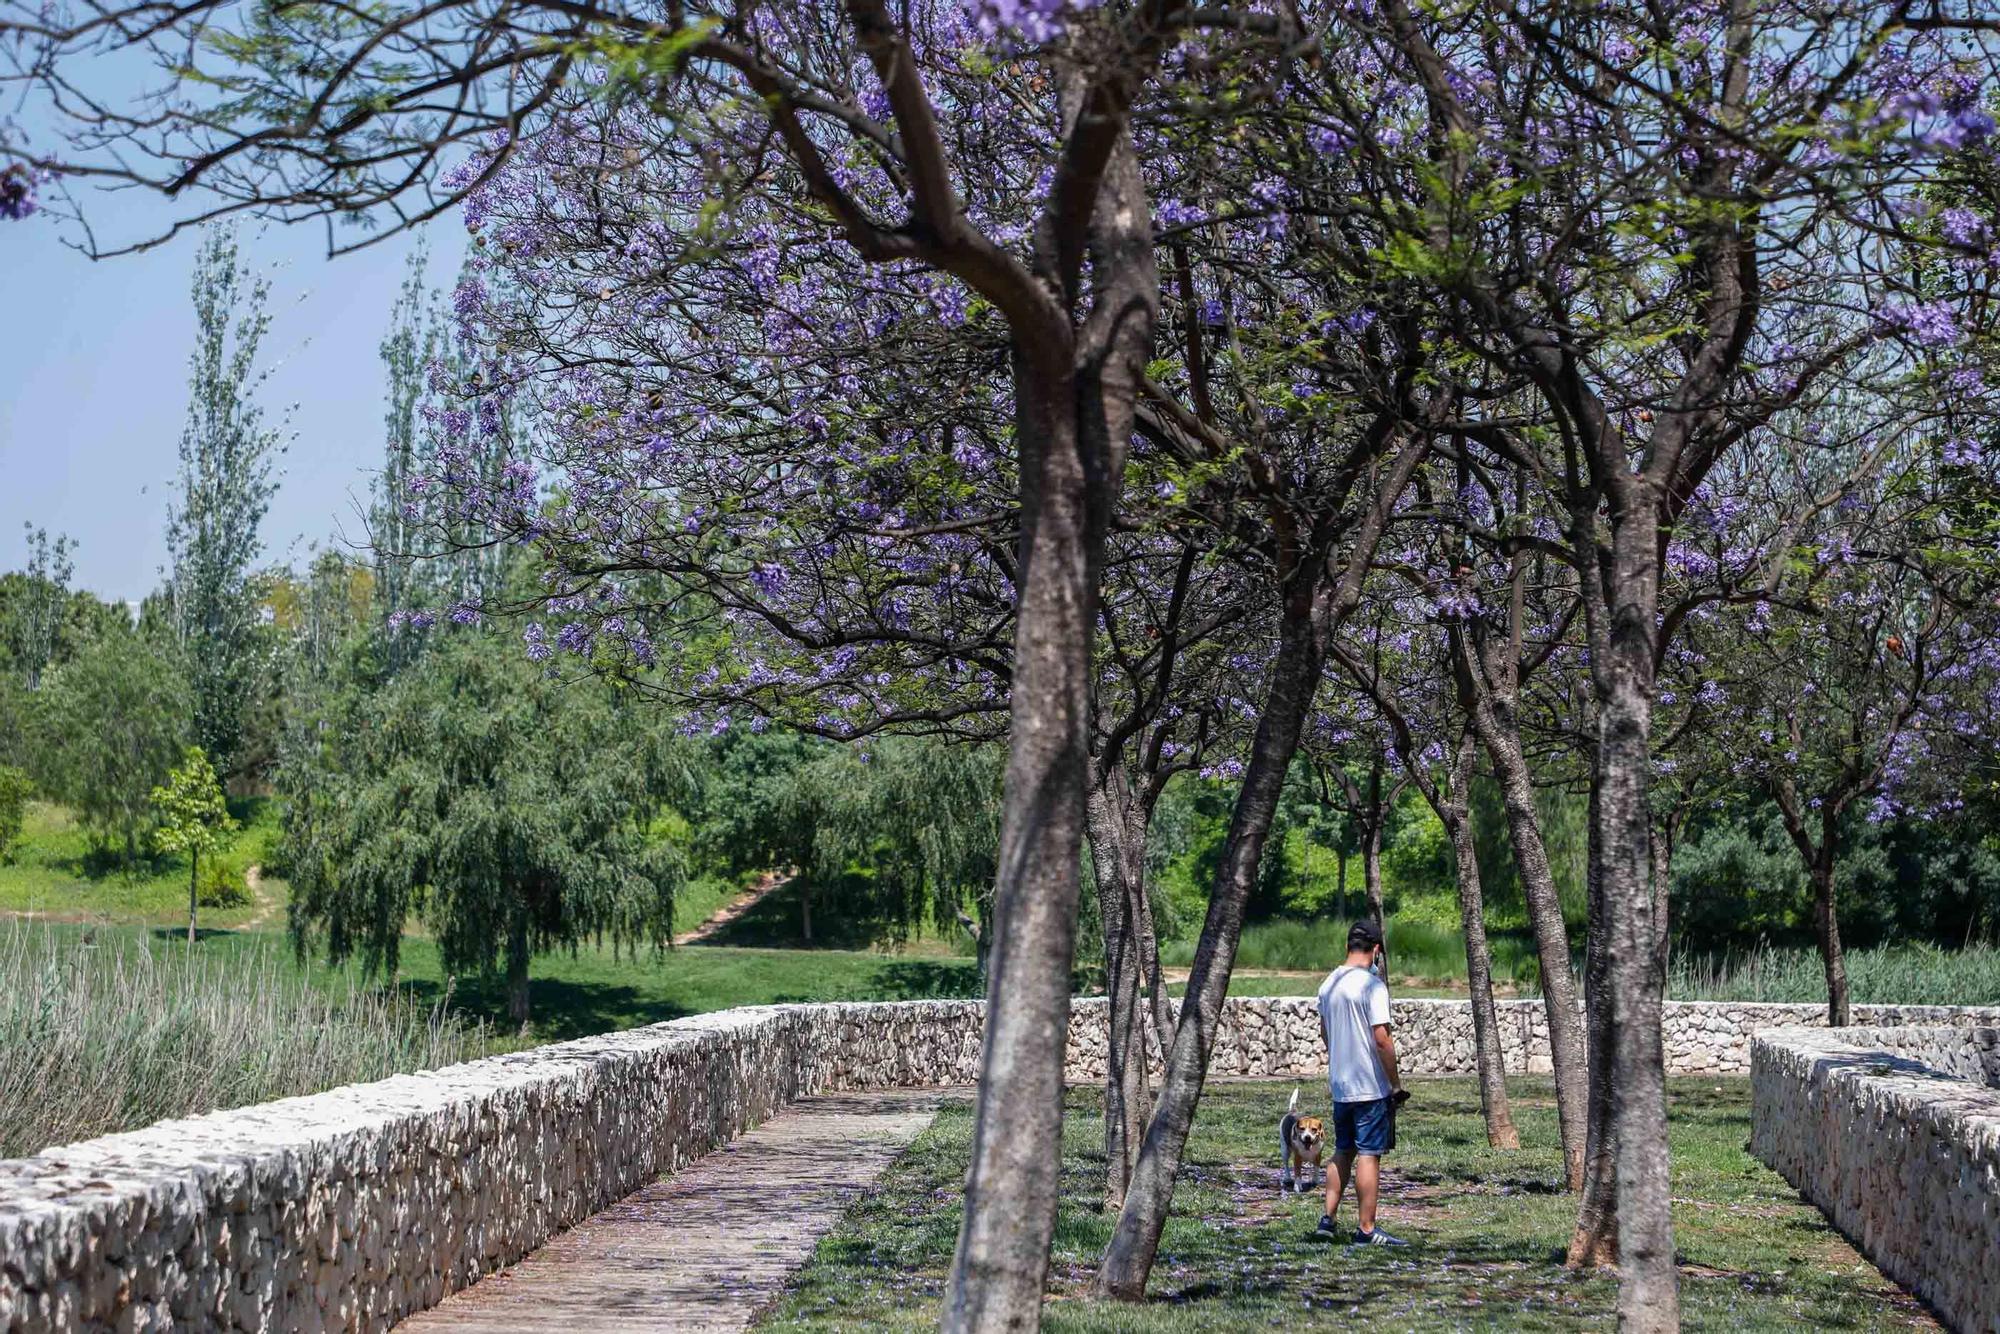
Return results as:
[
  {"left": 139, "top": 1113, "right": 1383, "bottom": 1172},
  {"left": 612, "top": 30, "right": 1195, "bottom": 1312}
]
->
[
  {"left": 762, "top": 1078, "right": 1937, "bottom": 1331},
  {"left": 395, "top": 938, "right": 984, "bottom": 1044},
  {"left": 0, "top": 799, "right": 285, "bottom": 929}
]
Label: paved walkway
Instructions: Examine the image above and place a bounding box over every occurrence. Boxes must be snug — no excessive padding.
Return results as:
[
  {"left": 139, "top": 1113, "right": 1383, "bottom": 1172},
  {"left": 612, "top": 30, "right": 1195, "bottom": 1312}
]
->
[{"left": 397, "top": 1090, "right": 946, "bottom": 1333}]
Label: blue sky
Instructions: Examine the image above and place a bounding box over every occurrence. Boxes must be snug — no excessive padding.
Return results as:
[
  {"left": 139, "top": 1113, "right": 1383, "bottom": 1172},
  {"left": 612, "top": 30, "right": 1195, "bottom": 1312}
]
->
[{"left": 0, "top": 197, "right": 466, "bottom": 602}]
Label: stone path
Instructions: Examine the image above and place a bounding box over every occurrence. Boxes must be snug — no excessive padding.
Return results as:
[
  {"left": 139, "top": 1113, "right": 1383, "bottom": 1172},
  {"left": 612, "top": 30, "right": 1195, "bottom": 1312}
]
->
[{"left": 396, "top": 1089, "right": 947, "bottom": 1333}]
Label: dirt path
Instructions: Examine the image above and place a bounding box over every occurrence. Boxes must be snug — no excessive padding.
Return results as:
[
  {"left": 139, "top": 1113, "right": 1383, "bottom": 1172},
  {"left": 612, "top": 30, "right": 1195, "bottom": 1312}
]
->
[
  {"left": 236, "top": 864, "right": 281, "bottom": 932},
  {"left": 672, "top": 870, "right": 796, "bottom": 946},
  {"left": 394, "top": 1089, "right": 947, "bottom": 1333}
]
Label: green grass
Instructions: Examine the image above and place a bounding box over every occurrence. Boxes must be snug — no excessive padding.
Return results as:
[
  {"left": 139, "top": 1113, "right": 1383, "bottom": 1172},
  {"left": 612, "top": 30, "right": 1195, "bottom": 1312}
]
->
[
  {"left": 1162, "top": 919, "right": 1541, "bottom": 989},
  {"left": 673, "top": 871, "right": 757, "bottom": 936},
  {"left": 762, "top": 1078, "right": 1936, "bottom": 1331},
  {"left": 391, "top": 938, "right": 984, "bottom": 1044},
  {"left": 0, "top": 799, "right": 285, "bottom": 928}
]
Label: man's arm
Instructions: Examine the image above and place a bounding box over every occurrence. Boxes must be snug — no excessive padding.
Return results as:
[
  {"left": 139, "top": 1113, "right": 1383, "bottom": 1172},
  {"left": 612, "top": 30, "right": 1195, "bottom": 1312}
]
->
[{"left": 1373, "top": 1023, "right": 1402, "bottom": 1092}]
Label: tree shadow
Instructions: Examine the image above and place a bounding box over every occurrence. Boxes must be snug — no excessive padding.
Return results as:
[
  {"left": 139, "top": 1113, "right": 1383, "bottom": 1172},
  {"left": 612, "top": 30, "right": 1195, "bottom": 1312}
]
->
[
  {"left": 768, "top": 959, "right": 986, "bottom": 1005},
  {"left": 395, "top": 975, "right": 696, "bottom": 1042},
  {"left": 695, "top": 872, "right": 972, "bottom": 955},
  {"left": 148, "top": 925, "right": 233, "bottom": 943}
]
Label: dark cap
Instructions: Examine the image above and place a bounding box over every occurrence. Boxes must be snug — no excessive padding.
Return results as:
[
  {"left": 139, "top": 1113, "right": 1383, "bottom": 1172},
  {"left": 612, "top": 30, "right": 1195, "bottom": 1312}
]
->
[{"left": 1347, "top": 918, "right": 1384, "bottom": 951}]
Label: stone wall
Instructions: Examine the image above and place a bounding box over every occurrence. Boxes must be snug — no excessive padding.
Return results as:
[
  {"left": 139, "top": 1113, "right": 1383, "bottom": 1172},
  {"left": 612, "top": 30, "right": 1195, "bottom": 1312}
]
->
[
  {"left": 6, "top": 996, "right": 1999, "bottom": 1332},
  {"left": 1065, "top": 996, "right": 2000, "bottom": 1082},
  {"left": 1751, "top": 1026, "right": 2000, "bottom": 1334}
]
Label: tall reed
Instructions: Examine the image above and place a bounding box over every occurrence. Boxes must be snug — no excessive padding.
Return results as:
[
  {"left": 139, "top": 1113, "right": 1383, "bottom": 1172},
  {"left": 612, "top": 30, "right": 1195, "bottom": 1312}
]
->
[
  {"left": 0, "top": 926, "right": 487, "bottom": 1159},
  {"left": 1667, "top": 940, "right": 2000, "bottom": 1006}
]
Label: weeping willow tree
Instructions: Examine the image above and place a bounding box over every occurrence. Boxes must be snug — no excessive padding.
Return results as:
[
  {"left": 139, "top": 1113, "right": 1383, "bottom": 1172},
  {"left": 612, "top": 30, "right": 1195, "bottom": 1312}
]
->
[
  {"left": 696, "top": 732, "right": 1002, "bottom": 966},
  {"left": 282, "top": 632, "right": 686, "bottom": 1029}
]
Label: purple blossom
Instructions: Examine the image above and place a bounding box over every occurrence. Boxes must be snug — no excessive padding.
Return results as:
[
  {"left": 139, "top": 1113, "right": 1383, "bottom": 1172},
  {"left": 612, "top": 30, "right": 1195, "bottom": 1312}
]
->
[
  {"left": 1942, "top": 436, "right": 1984, "bottom": 467},
  {"left": 1877, "top": 299, "right": 1962, "bottom": 348},
  {"left": 1941, "top": 207, "right": 1989, "bottom": 247},
  {"left": 0, "top": 163, "right": 48, "bottom": 221}
]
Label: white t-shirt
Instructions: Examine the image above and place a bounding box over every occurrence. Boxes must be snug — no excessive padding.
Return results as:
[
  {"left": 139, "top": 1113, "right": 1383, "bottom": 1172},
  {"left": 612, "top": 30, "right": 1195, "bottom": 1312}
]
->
[{"left": 1317, "top": 963, "right": 1393, "bottom": 1103}]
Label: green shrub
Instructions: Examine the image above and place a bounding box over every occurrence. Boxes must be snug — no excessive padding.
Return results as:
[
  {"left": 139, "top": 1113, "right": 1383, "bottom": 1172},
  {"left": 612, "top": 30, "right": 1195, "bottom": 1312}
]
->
[
  {"left": 0, "top": 765, "right": 30, "bottom": 864},
  {"left": 196, "top": 854, "right": 252, "bottom": 908}
]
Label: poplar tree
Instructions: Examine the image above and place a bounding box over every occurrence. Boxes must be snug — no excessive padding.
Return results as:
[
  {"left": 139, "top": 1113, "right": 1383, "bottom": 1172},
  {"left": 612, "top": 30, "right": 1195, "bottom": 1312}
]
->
[{"left": 165, "top": 225, "right": 286, "bottom": 779}]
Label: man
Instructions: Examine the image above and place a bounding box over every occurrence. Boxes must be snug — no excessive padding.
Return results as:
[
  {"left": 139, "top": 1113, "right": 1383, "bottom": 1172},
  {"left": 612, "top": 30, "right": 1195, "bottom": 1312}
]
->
[{"left": 1314, "top": 918, "right": 1409, "bottom": 1245}]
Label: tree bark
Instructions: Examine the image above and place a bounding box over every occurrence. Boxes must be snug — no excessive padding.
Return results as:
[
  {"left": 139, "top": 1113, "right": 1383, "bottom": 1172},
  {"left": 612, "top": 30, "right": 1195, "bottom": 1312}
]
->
[
  {"left": 1458, "top": 646, "right": 1588, "bottom": 1189},
  {"left": 1775, "top": 790, "right": 1851, "bottom": 1029},
  {"left": 1362, "top": 820, "right": 1385, "bottom": 933},
  {"left": 1812, "top": 859, "right": 1849, "bottom": 1027},
  {"left": 506, "top": 917, "right": 531, "bottom": 1031},
  {"left": 1085, "top": 769, "right": 1155, "bottom": 1210},
  {"left": 1464, "top": 708, "right": 1584, "bottom": 1192},
  {"left": 945, "top": 78, "right": 1158, "bottom": 1322},
  {"left": 1597, "top": 517, "right": 1679, "bottom": 1330},
  {"left": 1442, "top": 735, "right": 1520, "bottom": 1149},
  {"left": 946, "top": 367, "right": 1101, "bottom": 1333},
  {"left": 1568, "top": 772, "right": 1619, "bottom": 1267},
  {"left": 1095, "top": 588, "right": 1325, "bottom": 1299}
]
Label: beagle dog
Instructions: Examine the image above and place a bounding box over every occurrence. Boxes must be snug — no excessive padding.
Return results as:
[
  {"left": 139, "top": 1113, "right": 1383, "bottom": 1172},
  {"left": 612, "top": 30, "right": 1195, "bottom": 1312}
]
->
[{"left": 1279, "top": 1087, "right": 1326, "bottom": 1193}]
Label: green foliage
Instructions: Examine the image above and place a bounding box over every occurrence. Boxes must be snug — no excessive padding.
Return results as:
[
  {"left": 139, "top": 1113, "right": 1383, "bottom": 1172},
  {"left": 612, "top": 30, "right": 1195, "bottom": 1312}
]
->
[
  {"left": 1671, "top": 802, "right": 2000, "bottom": 949},
  {"left": 0, "top": 526, "right": 74, "bottom": 689},
  {"left": 1470, "top": 779, "right": 1589, "bottom": 930},
  {"left": 149, "top": 747, "right": 237, "bottom": 864},
  {"left": 281, "top": 632, "right": 685, "bottom": 1020},
  {"left": 165, "top": 224, "right": 286, "bottom": 779},
  {"left": 0, "top": 766, "right": 30, "bottom": 863},
  {"left": 31, "top": 630, "right": 192, "bottom": 863},
  {"left": 685, "top": 730, "right": 1001, "bottom": 944}
]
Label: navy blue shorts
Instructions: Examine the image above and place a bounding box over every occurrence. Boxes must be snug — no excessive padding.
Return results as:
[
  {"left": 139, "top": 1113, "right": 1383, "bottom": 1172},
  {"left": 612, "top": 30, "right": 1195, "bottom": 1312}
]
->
[{"left": 1332, "top": 1096, "right": 1395, "bottom": 1156}]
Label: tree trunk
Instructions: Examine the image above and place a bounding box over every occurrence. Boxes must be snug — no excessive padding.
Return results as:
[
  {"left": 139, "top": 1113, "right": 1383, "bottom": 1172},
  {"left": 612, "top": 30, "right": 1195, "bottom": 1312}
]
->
[
  {"left": 1568, "top": 773, "right": 1619, "bottom": 1267},
  {"left": 1095, "top": 591, "right": 1324, "bottom": 1300},
  {"left": 1362, "top": 822, "right": 1385, "bottom": 936},
  {"left": 187, "top": 852, "right": 199, "bottom": 945},
  {"left": 800, "top": 878, "right": 814, "bottom": 945},
  {"left": 1813, "top": 860, "right": 1849, "bottom": 1027},
  {"left": 1471, "top": 715, "right": 1588, "bottom": 1190},
  {"left": 945, "top": 365, "right": 1109, "bottom": 1333},
  {"left": 946, "top": 104, "right": 1155, "bottom": 1327},
  {"left": 1442, "top": 736, "right": 1519, "bottom": 1149},
  {"left": 506, "top": 917, "right": 531, "bottom": 1031},
  {"left": 1085, "top": 771, "right": 1153, "bottom": 1211},
  {"left": 1597, "top": 551, "right": 1679, "bottom": 1330}
]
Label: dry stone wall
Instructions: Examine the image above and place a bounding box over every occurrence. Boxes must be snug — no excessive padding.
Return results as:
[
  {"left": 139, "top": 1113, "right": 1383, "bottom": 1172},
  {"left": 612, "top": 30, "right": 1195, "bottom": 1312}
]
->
[
  {"left": 6, "top": 995, "right": 1999, "bottom": 1332},
  {"left": 1751, "top": 1026, "right": 2000, "bottom": 1334}
]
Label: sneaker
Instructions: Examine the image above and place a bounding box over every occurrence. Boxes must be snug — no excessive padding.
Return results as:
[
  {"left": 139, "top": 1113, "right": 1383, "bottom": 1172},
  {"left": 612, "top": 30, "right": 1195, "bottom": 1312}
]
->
[
  {"left": 1354, "top": 1226, "right": 1409, "bottom": 1247},
  {"left": 1312, "top": 1213, "right": 1339, "bottom": 1239}
]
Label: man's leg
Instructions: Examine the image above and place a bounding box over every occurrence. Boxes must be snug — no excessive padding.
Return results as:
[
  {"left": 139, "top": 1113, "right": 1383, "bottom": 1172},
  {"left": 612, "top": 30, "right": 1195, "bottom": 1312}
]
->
[
  {"left": 1352, "top": 1152, "right": 1381, "bottom": 1234},
  {"left": 1325, "top": 1149, "right": 1354, "bottom": 1219}
]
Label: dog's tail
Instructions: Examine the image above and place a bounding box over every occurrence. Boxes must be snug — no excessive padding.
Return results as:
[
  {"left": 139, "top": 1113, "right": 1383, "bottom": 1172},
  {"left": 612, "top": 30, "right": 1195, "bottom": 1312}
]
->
[{"left": 1288, "top": 1086, "right": 1299, "bottom": 1113}]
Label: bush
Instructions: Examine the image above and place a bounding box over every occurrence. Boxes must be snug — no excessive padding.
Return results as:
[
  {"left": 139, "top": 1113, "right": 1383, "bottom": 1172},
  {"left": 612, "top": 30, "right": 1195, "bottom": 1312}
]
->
[
  {"left": 0, "top": 925, "right": 487, "bottom": 1158},
  {"left": 196, "top": 854, "right": 252, "bottom": 908},
  {"left": 0, "top": 765, "right": 30, "bottom": 863}
]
